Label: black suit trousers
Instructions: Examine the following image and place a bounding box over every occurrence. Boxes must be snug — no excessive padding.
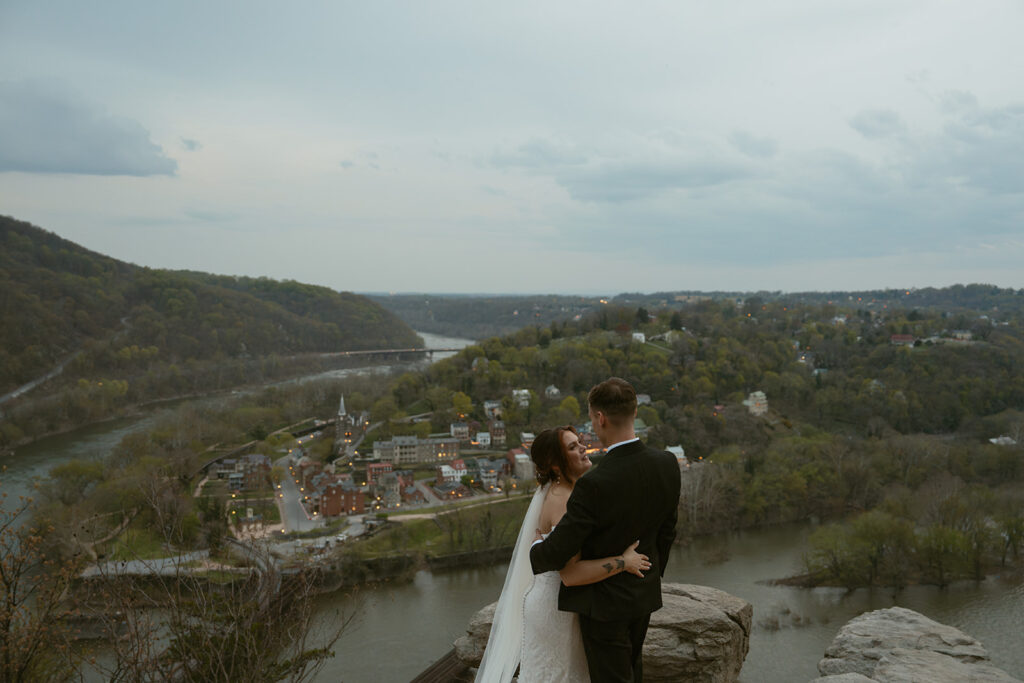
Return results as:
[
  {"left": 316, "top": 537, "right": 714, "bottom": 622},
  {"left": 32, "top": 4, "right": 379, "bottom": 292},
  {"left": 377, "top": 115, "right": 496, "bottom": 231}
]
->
[{"left": 578, "top": 612, "right": 651, "bottom": 683}]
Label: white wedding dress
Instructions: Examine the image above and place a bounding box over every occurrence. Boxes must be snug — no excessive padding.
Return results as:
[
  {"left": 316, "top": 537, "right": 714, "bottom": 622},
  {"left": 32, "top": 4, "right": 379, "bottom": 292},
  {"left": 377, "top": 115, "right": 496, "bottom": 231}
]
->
[
  {"left": 475, "top": 485, "right": 590, "bottom": 683},
  {"left": 519, "top": 551, "right": 590, "bottom": 681}
]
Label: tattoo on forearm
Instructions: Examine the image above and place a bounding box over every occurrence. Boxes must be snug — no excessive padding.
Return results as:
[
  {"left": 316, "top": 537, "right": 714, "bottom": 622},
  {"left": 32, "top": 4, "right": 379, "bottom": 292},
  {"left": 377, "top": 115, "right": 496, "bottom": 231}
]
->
[{"left": 602, "top": 558, "right": 628, "bottom": 574}]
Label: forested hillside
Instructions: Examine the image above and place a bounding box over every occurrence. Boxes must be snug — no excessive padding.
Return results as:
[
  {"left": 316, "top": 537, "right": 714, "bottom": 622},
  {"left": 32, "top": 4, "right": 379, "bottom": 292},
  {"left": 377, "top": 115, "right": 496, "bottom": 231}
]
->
[
  {"left": 367, "top": 293, "right": 604, "bottom": 339},
  {"left": 369, "top": 297, "right": 1024, "bottom": 582},
  {"left": 372, "top": 287, "right": 1024, "bottom": 341},
  {"left": 0, "top": 216, "right": 421, "bottom": 443}
]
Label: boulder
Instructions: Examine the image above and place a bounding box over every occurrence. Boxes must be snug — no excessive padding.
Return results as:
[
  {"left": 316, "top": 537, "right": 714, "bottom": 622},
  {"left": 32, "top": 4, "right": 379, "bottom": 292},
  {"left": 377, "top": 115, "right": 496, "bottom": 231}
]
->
[
  {"left": 454, "top": 582, "right": 751, "bottom": 682},
  {"left": 816, "top": 606, "right": 1021, "bottom": 683},
  {"left": 646, "top": 584, "right": 752, "bottom": 682},
  {"left": 454, "top": 601, "right": 497, "bottom": 666}
]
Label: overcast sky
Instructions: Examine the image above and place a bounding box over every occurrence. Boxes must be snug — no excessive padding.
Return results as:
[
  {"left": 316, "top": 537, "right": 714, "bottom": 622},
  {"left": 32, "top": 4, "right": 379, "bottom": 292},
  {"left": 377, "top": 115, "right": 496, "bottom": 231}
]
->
[{"left": 2, "top": 1, "right": 1022, "bottom": 295}]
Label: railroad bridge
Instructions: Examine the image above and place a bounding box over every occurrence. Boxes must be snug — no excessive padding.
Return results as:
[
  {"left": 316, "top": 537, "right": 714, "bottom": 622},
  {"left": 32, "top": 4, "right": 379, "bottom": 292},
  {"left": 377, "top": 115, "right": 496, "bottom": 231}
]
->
[{"left": 320, "top": 347, "right": 462, "bottom": 360}]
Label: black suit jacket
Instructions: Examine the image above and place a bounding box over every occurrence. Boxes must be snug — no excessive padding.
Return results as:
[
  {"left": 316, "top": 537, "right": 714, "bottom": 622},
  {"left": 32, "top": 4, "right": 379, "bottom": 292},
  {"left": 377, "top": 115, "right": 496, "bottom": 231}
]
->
[{"left": 529, "top": 440, "right": 681, "bottom": 621}]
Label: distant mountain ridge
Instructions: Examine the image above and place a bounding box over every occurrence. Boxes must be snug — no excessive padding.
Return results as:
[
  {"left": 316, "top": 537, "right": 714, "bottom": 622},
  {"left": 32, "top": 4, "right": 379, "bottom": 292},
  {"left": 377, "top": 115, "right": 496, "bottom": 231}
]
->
[{"left": 0, "top": 215, "right": 421, "bottom": 394}]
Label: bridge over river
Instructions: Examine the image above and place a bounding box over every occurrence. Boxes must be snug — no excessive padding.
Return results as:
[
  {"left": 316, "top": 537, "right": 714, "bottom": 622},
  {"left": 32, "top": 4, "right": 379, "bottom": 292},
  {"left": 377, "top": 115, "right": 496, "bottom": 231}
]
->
[{"left": 319, "top": 346, "right": 463, "bottom": 359}]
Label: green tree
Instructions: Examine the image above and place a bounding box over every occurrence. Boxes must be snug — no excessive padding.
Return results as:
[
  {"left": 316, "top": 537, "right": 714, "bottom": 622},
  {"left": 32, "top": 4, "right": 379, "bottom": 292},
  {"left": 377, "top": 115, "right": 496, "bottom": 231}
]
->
[{"left": 452, "top": 391, "right": 473, "bottom": 418}]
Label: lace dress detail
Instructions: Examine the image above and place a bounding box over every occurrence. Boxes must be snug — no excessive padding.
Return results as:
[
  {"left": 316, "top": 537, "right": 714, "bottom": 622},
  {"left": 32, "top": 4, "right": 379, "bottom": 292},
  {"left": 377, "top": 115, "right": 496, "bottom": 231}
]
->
[{"left": 518, "top": 536, "right": 590, "bottom": 682}]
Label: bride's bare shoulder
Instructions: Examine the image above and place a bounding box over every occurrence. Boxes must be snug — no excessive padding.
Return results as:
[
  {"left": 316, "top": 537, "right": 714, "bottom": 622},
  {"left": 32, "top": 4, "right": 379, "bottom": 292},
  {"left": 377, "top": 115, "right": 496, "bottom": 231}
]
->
[{"left": 539, "top": 484, "right": 569, "bottom": 531}]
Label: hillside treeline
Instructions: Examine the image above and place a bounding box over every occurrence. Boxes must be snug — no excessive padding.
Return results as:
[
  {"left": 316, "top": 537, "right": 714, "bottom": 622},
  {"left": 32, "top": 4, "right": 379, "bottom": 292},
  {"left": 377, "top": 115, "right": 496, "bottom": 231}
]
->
[
  {"left": 0, "top": 216, "right": 421, "bottom": 444},
  {"left": 368, "top": 293, "right": 604, "bottom": 340},
  {"left": 373, "top": 297, "right": 1023, "bottom": 581}
]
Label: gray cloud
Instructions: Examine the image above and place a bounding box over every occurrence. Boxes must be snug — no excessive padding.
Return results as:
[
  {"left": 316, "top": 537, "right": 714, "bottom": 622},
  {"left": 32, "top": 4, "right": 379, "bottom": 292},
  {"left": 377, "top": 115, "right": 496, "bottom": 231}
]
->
[
  {"left": 0, "top": 80, "right": 176, "bottom": 176},
  {"left": 557, "top": 159, "right": 755, "bottom": 203},
  {"left": 490, "top": 138, "right": 588, "bottom": 169},
  {"left": 491, "top": 136, "right": 754, "bottom": 202},
  {"left": 729, "top": 130, "right": 778, "bottom": 159},
  {"left": 911, "top": 97, "right": 1024, "bottom": 196},
  {"left": 181, "top": 138, "right": 202, "bottom": 151},
  {"left": 849, "top": 109, "right": 906, "bottom": 139},
  {"left": 939, "top": 90, "right": 978, "bottom": 114},
  {"left": 339, "top": 160, "right": 354, "bottom": 168},
  {"left": 183, "top": 208, "right": 239, "bottom": 222}
]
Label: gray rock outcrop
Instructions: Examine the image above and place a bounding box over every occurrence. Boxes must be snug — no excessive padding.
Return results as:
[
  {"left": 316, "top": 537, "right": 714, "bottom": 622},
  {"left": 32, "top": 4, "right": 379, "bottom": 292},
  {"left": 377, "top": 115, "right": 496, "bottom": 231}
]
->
[
  {"left": 454, "top": 582, "right": 751, "bottom": 682},
  {"left": 814, "top": 606, "right": 1021, "bottom": 683}
]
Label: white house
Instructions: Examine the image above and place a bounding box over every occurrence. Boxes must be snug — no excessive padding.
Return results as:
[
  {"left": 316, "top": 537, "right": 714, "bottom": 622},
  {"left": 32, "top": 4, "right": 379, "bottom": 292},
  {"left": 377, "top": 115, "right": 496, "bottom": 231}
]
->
[
  {"left": 632, "top": 332, "right": 646, "bottom": 344},
  {"left": 667, "top": 445, "right": 688, "bottom": 468},
  {"left": 512, "top": 389, "right": 531, "bottom": 408},
  {"left": 743, "top": 391, "right": 768, "bottom": 416},
  {"left": 475, "top": 431, "right": 491, "bottom": 448},
  {"left": 450, "top": 422, "right": 470, "bottom": 439},
  {"left": 514, "top": 453, "right": 535, "bottom": 482},
  {"left": 545, "top": 384, "right": 561, "bottom": 399}
]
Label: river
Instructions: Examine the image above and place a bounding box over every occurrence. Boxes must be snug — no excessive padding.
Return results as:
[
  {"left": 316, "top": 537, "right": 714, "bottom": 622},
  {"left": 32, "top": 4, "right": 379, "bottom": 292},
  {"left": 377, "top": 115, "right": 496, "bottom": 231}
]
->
[
  {"left": 321, "top": 522, "right": 1024, "bottom": 681},
  {"left": 3, "top": 331, "right": 1022, "bottom": 681},
  {"left": 0, "top": 332, "right": 470, "bottom": 506}
]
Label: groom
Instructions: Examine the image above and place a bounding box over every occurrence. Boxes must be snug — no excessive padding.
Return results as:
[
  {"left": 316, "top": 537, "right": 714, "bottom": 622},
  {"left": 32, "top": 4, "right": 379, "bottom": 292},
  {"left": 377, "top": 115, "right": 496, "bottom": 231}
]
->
[{"left": 530, "top": 377, "right": 681, "bottom": 682}]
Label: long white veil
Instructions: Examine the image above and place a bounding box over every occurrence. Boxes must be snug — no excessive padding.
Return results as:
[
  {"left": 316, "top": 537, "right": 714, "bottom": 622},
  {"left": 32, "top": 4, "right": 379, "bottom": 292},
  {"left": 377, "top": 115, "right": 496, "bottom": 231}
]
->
[{"left": 474, "top": 483, "right": 548, "bottom": 683}]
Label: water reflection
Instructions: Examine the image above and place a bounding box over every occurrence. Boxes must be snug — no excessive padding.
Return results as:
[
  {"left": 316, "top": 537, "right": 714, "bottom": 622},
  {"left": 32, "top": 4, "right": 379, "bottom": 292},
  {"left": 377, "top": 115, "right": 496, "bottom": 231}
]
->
[{"left": 320, "top": 522, "right": 1024, "bottom": 682}]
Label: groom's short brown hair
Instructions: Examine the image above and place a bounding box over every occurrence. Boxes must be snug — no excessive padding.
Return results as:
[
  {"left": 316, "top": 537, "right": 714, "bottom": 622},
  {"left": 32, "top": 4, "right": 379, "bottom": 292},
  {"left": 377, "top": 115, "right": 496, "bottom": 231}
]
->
[{"left": 588, "top": 377, "right": 637, "bottom": 426}]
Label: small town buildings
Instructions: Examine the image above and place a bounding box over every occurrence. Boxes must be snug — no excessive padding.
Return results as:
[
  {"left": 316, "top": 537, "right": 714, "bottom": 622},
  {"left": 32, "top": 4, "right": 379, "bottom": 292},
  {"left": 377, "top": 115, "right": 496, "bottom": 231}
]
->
[
  {"left": 637, "top": 394, "right": 652, "bottom": 406},
  {"left": 240, "top": 453, "right": 271, "bottom": 489},
  {"left": 545, "top": 384, "right": 561, "bottom": 399},
  {"left": 743, "top": 391, "right": 768, "bottom": 416},
  {"left": 434, "top": 481, "right": 470, "bottom": 499},
  {"left": 366, "top": 461, "right": 393, "bottom": 485},
  {"left": 489, "top": 420, "right": 507, "bottom": 447},
  {"left": 475, "top": 431, "right": 491, "bottom": 448},
  {"left": 450, "top": 421, "right": 470, "bottom": 440},
  {"left": 890, "top": 334, "right": 915, "bottom": 346},
  {"left": 373, "top": 435, "right": 461, "bottom": 465},
  {"left": 483, "top": 400, "right": 503, "bottom": 419},
  {"left": 336, "top": 394, "right": 371, "bottom": 448},
  {"left": 436, "top": 459, "right": 468, "bottom": 485},
  {"left": 520, "top": 432, "right": 536, "bottom": 449},
  {"left": 214, "top": 458, "right": 237, "bottom": 480},
  {"left": 666, "top": 446, "right": 689, "bottom": 468},
  {"left": 990, "top": 435, "right": 1018, "bottom": 446},
  {"left": 216, "top": 453, "right": 271, "bottom": 491},
  {"left": 632, "top": 332, "right": 646, "bottom": 344},
  {"left": 473, "top": 457, "right": 505, "bottom": 490},
  {"left": 317, "top": 480, "right": 364, "bottom": 517},
  {"left": 512, "top": 389, "right": 531, "bottom": 408},
  {"left": 512, "top": 451, "right": 535, "bottom": 483}
]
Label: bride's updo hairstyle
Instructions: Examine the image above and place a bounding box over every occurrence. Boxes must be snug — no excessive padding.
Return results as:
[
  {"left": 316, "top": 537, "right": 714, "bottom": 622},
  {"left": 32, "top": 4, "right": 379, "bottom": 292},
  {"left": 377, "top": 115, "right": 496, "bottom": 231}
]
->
[{"left": 530, "top": 425, "right": 580, "bottom": 485}]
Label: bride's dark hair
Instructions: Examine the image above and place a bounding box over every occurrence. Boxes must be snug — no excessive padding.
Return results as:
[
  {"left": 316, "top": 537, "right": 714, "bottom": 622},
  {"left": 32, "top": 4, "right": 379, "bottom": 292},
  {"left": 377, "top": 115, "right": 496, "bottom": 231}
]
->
[{"left": 530, "top": 425, "right": 580, "bottom": 485}]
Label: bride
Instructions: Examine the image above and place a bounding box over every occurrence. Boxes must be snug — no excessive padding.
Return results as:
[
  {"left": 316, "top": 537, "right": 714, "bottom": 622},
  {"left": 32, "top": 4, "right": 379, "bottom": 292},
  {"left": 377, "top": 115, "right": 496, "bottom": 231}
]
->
[{"left": 475, "top": 425, "right": 651, "bottom": 683}]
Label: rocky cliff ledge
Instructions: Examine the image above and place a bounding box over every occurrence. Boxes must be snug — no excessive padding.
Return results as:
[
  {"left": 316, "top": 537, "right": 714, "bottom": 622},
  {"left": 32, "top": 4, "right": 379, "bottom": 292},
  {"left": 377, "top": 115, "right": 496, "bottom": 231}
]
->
[
  {"left": 813, "top": 606, "right": 1021, "bottom": 683},
  {"left": 454, "top": 582, "right": 752, "bottom": 682}
]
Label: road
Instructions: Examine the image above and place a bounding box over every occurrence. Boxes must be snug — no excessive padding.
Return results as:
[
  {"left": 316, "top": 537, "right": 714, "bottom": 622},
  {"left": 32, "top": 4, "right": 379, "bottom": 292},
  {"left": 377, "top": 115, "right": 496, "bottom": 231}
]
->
[{"left": 276, "top": 457, "right": 322, "bottom": 533}]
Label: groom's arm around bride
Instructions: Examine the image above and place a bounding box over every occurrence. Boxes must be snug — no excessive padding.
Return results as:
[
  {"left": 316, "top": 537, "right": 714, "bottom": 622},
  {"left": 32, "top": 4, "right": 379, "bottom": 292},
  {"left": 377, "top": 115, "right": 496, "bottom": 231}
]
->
[{"left": 530, "top": 377, "right": 681, "bottom": 682}]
